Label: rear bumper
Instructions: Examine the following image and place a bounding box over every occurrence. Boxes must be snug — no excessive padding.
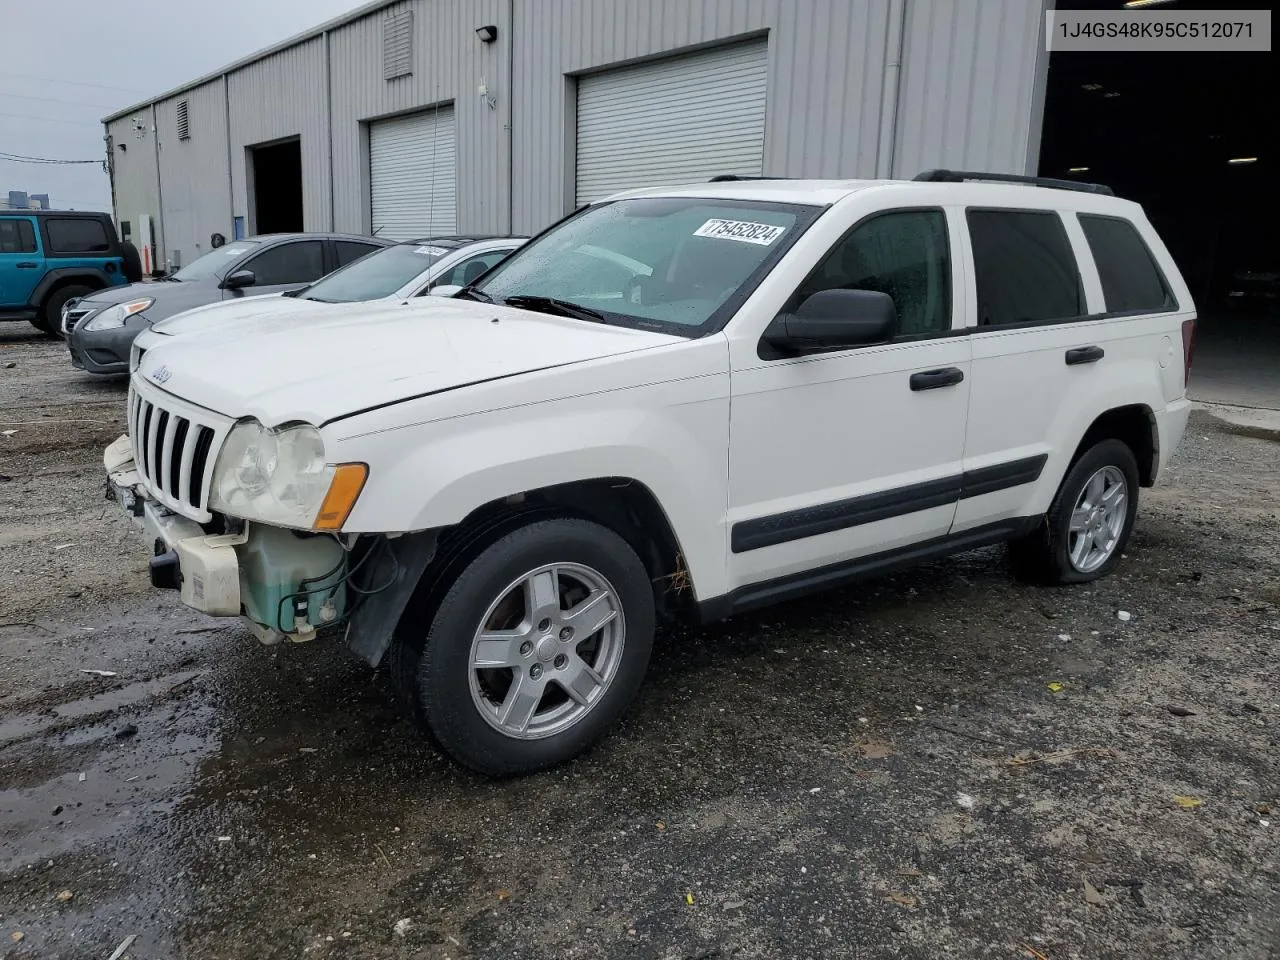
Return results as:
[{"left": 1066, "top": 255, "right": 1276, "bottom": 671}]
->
[{"left": 1155, "top": 398, "right": 1192, "bottom": 481}]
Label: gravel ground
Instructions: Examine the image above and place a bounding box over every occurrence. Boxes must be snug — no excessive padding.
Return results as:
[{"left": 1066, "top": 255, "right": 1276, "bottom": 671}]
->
[{"left": 1, "top": 328, "right": 1277, "bottom": 960}]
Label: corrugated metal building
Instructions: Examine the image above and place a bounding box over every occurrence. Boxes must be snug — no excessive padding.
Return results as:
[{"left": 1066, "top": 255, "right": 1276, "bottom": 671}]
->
[{"left": 103, "top": 0, "right": 1050, "bottom": 272}]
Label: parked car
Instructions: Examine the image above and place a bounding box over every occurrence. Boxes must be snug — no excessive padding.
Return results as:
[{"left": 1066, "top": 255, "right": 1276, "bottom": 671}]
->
[
  {"left": 0, "top": 210, "right": 142, "bottom": 335},
  {"left": 127, "top": 236, "right": 526, "bottom": 370},
  {"left": 1226, "top": 264, "right": 1280, "bottom": 310},
  {"left": 104, "top": 171, "right": 1195, "bottom": 777},
  {"left": 64, "top": 232, "right": 390, "bottom": 375}
]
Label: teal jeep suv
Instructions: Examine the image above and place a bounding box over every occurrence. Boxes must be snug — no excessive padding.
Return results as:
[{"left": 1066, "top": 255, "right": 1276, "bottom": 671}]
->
[{"left": 0, "top": 211, "right": 142, "bottom": 336}]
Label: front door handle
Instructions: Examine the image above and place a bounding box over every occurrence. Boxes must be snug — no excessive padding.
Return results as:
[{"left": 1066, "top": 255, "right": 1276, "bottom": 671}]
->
[
  {"left": 16, "top": 261, "right": 38, "bottom": 269},
  {"left": 909, "top": 367, "right": 965, "bottom": 391},
  {"left": 1065, "top": 345, "right": 1105, "bottom": 365}
]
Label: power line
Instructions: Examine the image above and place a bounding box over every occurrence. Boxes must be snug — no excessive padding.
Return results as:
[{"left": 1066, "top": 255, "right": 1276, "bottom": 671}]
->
[
  {"left": 0, "top": 151, "right": 102, "bottom": 165},
  {"left": 0, "top": 111, "right": 102, "bottom": 128},
  {"left": 0, "top": 91, "right": 120, "bottom": 110},
  {"left": 0, "top": 69, "right": 148, "bottom": 96}
]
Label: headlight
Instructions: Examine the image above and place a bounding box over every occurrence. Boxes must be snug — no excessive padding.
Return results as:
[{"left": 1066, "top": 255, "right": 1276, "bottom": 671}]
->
[
  {"left": 209, "top": 419, "right": 367, "bottom": 530},
  {"left": 83, "top": 298, "right": 154, "bottom": 331}
]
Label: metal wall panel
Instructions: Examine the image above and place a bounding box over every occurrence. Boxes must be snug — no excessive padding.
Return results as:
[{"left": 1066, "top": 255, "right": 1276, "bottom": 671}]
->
[
  {"left": 894, "top": 0, "right": 1048, "bottom": 177},
  {"left": 327, "top": 0, "right": 508, "bottom": 236},
  {"left": 105, "top": 115, "right": 161, "bottom": 259},
  {"left": 575, "top": 40, "right": 767, "bottom": 204},
  {"left": 510, "top": 0, "right": 895, "bottom": 233},
  {"left": 153, "top": 80, "right": 231, "bottom": 269},
  {"left": 227, "top": 37, "right": 330, "bottom": 233}
]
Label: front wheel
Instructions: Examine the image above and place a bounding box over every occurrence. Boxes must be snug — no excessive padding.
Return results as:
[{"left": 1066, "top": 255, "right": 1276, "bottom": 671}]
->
[
  {"left": 390, "top": 517, "right": 655, "bottom": 776},
  {"left": 1010, "top": 439, "right": 1140, "bottom": 585},
  {"left": 38, "top": 284, "right": 95, "bottom": 339}
]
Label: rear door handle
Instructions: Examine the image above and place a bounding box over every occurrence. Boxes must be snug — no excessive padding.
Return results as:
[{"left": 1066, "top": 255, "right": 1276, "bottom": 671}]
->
[
  {"left": 1065, "top": 345, "right": 1104, "bottom": 365},
  {"left": 16, "top": 261, "right": 38, "bottom": 269},
  {"left": 909, "top": 367, "right": 965, "bottom": 391}
]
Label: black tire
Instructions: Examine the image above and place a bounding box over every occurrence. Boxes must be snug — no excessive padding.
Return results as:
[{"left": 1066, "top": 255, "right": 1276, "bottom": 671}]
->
[
  {"left": 120, "top": 241, "right": 144, "bottom": 283},
  {"left": 1009, "top": 439, "right": 1140, "bottom": 585},
  {"left": 390, "top": 517, "right": 655, "bottom": 776},
  {"left": 38, "top": 284, "right": 95, "bottom": 339}
]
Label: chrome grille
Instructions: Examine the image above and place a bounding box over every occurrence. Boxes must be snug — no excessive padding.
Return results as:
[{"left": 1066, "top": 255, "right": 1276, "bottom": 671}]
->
[
  {"left": 62, "top": 303, "right": 95, "bottom": 334},
  {"left": 127, "top": 383, "right": 226, "bottom": 521}
]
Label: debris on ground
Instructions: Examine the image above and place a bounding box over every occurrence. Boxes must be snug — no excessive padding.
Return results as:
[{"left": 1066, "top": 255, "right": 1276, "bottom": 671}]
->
[
  {"left": 115, "top": 724, "right": 139, "bottom": 739},
  {"left": 1173, "top": 795, "right": 1204, "bottom": 809},
  {"left": 955, "top": 792, "right": 976, "bottom": 810},
  {"left": 1047, "top": 681, "right": 1065, "bottom": 693},
  {"left": 55, "top": 889, "right": 73, "bottom": 903},
  {"left": 1007, "top": 747, "right": 1114, "bottom": 766},
  {"left": 886, "top": 892, "right": 916, "bottom": 907},
  {"left": 392, "top": 918, "right": 413, "bottom": 938},
  {"left": 1166, "top": 704, "right": 1197, "bottom": 717},
  {"left": 1117, "top": 610, "right": 1133, "bottom": 621},
  {"left": 1083, "top": 880, "right": 1105, "bottom": 906},
  {"left": 80, "top": 669, "right": 118, "bottom": 677},
  {"left": 10, "top": 931, "right": 23, "bottom": 943},
  {"left": 106, "top": 935, "right": 138, "bottom": 960}
]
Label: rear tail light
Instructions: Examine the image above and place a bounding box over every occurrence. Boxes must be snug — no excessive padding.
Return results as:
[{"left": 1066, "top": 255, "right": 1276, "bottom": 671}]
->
[{"left": 1181, "top": 317, "right": 1196, "bottom": 387}]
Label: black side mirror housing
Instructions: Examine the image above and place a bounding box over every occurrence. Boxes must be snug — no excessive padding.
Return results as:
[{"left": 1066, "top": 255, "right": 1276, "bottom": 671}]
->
[
  {"left": 222, "top": 269, "right": 256, "bottom": 290},
  {"left": 763, "top": 289, "right": 898, "bottom": 356}
]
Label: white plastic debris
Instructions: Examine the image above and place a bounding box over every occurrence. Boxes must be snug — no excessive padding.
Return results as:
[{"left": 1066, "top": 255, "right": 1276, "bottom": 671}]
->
[
  {"left": 106, "top": 935, "right": 137, "bottom": 960},
  {"left": 1117, "top": 610, "right": 1133, "bottom": 622},
  {"left": 80, "top": 669, "right": 118, "bottom": 678},
  {"left": 77, "top": 773, "right": 86, "bottom": 782},
  {"left": 216, "top": 836, "right": 231, "bottom": 842},
  {"left": 393, "top": 918, "right": 413, "bottom": 938},
  {"left": 955, "top": 792, "right": 976, "bottom": 810},
  {"left": 1057, "top": 634, "right": 1072, "bottom": 642},
  {"left": 1, "top": 430, "right": 16, "bottom": 437}
]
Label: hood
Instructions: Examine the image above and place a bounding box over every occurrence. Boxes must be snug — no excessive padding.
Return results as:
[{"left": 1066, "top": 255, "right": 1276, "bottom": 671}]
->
[
  {"left": 149, "top": 292, "right": 312, "bottom": 337},
  {"left": 138, "top": 298, "right": 683, "bottom": 427},
  {"left": 76, "top": 276, "right": 225, "bottom": 323}
]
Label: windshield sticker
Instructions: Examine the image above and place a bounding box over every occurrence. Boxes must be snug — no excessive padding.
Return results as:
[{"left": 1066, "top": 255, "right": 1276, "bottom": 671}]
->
[
  {"left": 414, "top": 245, "right": 449, "bottom": 257},
  {"left": 693, "top": 219, "right": 787, "bottom": 246}
]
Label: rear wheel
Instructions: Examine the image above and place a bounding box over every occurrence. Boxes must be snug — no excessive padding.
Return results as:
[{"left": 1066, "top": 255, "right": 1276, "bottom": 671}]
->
[
  {"left": 389, "top": 517, "right": 655, "bottom": 776},
  {"left": 120, "top": 241, "right": 144, "bottom": 283},
  {"left": 1010, "top": 439, "right": 1140, "bottom": 584},
  {"left": 37, "top": 284, "right": 95, "bottom": 339}
]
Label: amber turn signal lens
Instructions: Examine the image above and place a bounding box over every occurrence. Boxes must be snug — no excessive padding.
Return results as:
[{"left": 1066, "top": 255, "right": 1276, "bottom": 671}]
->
[{"left": 314, "top": 463, "right": 368, "bottom": 531}]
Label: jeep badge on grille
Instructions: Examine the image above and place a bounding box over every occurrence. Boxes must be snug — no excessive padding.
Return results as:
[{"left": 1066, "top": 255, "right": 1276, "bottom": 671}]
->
[{"left": 150, "top": 365, "right": 172, "bottom": 385}]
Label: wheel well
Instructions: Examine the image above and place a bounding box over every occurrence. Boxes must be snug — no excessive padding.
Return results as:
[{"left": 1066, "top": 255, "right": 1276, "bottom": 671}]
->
[
  {"left": 1073, "top": 405, "right": 1157, "bottom": 486},
  {"left": 422, "top": 478, "right": 694, "bottom": 624},
  {"left": 41, "top": 276, "right": 103, "bottom": 307}
]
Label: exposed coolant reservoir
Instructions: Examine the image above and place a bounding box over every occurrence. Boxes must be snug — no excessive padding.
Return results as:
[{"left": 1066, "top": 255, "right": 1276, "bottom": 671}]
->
[{"left": 237, "top": 524, "right": 347, "bottom": 636}]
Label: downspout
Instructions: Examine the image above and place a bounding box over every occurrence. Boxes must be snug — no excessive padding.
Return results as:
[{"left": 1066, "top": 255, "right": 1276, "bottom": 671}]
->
[
  {"left": 501, "top": 0, "right": 515, "bottom": 234},
  {"left": 103, "top": 129, "right": 118, "bottom": 227},
  {"left": 224, "top": 74, "right": 234, "bottom": 232},
  {"left": 875, "top": 0, "right": 908, "bottom": 179},
  {"left": 151, "top": 102, "right": 166, "bottom": 273},
  {"left": 325, "top": 30, "right": 336, "bottom": 231}
]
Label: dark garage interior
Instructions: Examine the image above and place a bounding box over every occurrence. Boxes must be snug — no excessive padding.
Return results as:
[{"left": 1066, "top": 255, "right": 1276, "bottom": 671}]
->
[
  {"left": 1041, "top": 0, "right": 1277, "bottom": 407},
  {"left": 249, "top": 138, "right": 304, "bottom": 235}
]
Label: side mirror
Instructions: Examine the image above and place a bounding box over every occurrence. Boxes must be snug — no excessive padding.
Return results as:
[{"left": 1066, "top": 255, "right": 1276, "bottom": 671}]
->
[
  {"left": 427, "top": 284, "right": 463, "bottom": 298},
  {"left": 763, "top": 289, "right": 898, "bottom": 355},
  {"left": 221, "top": 269, "right": 256, "bottom": 290}
]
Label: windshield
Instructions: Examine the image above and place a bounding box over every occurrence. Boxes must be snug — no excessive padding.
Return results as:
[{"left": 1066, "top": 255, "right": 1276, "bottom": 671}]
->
[
  {"left": 303, "top": 243, "right": 451, "bottom": 302},
  {"left": 474, "top": 197, "right": 820, "bottom": 335},
  {"left": 170, "top": 241, "right": 260, "bottom": 282}
]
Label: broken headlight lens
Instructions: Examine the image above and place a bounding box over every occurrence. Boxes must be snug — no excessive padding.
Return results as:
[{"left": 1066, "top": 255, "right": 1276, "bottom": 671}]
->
[{"left": 210, "top": 419, "right": 334, "bottom": 529}]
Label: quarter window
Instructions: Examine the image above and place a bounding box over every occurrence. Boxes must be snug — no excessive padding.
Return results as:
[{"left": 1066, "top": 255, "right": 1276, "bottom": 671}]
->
[
  {"left": 431, "top": 249, "right": 514, "bottom": 290},
  {"left": 46, "top": 217, "right": 111, "bottom": 254},
  {"left": 244, "top": 241, "right": 325, "bottom": 285},
  {"left": 794, "top": 209, "right": 951, "bottom": 337},
  {"left": 1078, "top": 214, "right": 1176, "bottom": 313},
  {"left": 0, "top": 219, "right": 37, "bottom": 254},
  {"left": 335, "top": 240, "right": 381, "bottom": 268},
  {"left": 967, "top": 209, "right": 1083, "bottom": 326}
]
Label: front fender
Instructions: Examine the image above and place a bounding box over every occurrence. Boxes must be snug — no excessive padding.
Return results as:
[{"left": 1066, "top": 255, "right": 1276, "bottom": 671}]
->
[
  {"left": 333, "top": 377, "right": 732, "bottom": 601},
  {"left": 30, "top": 267, "right": 112, "bottom": 305}
]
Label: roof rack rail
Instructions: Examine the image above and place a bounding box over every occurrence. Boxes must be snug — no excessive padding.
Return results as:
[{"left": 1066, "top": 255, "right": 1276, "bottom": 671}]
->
[
  {"left": 708, "top": 174, "right": 797, "bottom": 182},
  {"left": 912, "top": 169, "right": 1114, "bottom": 197}
]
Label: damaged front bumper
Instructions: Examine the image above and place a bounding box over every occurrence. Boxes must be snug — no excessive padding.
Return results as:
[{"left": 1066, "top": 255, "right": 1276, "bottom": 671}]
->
[{"left": 102, "top": 434, "right": 437, "bottom": 664}]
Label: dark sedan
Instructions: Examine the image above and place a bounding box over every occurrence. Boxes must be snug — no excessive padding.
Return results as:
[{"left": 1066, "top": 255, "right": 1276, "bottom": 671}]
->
[{"left": 64, "top": 232, "right": 388, "bottom": 376}]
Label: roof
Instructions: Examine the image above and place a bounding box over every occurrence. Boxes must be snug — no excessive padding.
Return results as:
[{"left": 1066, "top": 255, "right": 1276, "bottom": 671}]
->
[
  {"left": 247, "top": 232, "right": 393, "bottom": 244},
  {"left": 605, "top": 177, "right": 1140, "bottom": 213},
  {"left": 397, "top": 235, "right": 529, "bottom": 246},
  {"left": 103, "top": 0, "right": 402, "bottom": 123},
  {"left": 1, "top": 209, "right": 111, "bottom": 218}
]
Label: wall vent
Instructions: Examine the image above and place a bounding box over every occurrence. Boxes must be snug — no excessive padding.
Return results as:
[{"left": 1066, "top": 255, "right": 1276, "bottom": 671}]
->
[{"left": 383, "top": 11, "right": 414, "bottom": 80}]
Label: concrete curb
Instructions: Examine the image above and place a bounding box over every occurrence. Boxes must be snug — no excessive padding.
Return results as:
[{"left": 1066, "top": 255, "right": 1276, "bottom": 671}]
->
[{"left": 1193, "top": 401, "right": 1280, "bottom": 443}]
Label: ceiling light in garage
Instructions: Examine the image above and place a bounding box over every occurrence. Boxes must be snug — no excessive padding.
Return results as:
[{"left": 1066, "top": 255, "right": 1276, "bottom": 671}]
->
[
  {"left": 1227, "top": 157, "right": 1258, "bottom": 164},
  {"left": 1069, "top": 166, "right": 1090, "bottom": 172},
  {"left": 1123, "top": 0, "right": 1175, "bottom": 8}
]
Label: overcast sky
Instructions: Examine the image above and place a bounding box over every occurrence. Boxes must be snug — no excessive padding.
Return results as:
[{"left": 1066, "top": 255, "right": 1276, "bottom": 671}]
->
[{"left": 1, "top": 0, "right": 364, "bottom": 212}]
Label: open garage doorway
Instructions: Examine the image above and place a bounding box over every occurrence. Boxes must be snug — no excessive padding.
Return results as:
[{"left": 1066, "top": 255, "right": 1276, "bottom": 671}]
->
[
  {"left": 1040, "top": 0, "right": 1278, "bottom": 410},
  {"left": 248, "top": 138, "right": 303, "bottom": 235}
]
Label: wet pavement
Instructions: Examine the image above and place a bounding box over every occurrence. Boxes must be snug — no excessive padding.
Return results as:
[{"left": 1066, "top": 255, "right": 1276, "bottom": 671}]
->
[{"left": 2, "top": 330, "right": 1278, "bottom": 959}]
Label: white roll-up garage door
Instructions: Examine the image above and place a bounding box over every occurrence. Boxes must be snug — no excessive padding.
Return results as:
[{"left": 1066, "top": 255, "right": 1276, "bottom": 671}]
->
[
  {"left": 575, "top": 41, "right": 768, "bottom": 206},
  {"left": 369, "top": 107, "right": 457, "bottom": 240}
]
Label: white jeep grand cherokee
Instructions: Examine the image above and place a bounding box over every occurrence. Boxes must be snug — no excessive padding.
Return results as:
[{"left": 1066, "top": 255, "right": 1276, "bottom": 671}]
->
[{"left": 104, "top": 171, "right": 1195, "bottom": 776}]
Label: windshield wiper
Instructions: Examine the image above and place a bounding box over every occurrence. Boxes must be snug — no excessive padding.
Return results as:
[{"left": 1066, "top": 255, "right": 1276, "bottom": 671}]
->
[
  {"left": 454, "top": 286, "right": 494, "bottom": 303},
  {"left": 304, "top": 295, "right": 337, "bottom": 303},
  {"left": 502, "top": 295, "right": 606, "bottom": 323}
]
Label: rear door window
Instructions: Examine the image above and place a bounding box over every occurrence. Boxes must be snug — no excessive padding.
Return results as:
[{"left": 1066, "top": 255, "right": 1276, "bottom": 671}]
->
[
  {"left": 46, "top": 217, "right": 111, "bottom": 254},
  {"left": 0, "top": 218, "right": 38, "bottom": 254},
  {"left": 1078, "top": 214, "right": 1176, "bottom": 313},
  {"left": 967, "top": 209, "right": 1084, "bottom": 326},
  {"left": 335, "top": 240, "right": 382, "bottom": 268},
  {"left": 244, "top": 240, "right": 325, "bottom": 285}
]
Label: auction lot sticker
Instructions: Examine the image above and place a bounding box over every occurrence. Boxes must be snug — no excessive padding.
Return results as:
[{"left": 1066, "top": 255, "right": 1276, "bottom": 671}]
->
[{"left": 694, "top": 219, "right": 787, "bottom": 245}]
